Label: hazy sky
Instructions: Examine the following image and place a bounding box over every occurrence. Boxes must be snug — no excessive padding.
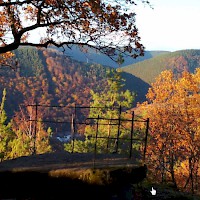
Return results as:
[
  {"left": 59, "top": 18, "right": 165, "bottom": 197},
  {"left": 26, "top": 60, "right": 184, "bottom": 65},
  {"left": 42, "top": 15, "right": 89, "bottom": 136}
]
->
[{"left": 135, "top": 0, "right": 200, "bottom": 51}]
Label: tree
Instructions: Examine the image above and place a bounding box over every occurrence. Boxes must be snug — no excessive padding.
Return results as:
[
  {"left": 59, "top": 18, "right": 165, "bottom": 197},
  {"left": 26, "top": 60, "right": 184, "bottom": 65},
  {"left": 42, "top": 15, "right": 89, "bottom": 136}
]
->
[
  {"left": 0, "top": 0, "right": 150, "bottom": 61},
  {"left": 117, "top": 53, "right": 124, "bottom": 68},
  {"left": 12, "top": 98, "right": 52, "bottom": 156},
  {"left": 137, "top": 69, "right": 200, "bottom": 193},
  {"left": 0, "top": 88, "right": 15, "bottom": 161},
  {"left": 0, "top": 52, "right": 15, "bottom": 68},
  {"left": 64, "top": 69, "right": 135, "bottom": 153}
]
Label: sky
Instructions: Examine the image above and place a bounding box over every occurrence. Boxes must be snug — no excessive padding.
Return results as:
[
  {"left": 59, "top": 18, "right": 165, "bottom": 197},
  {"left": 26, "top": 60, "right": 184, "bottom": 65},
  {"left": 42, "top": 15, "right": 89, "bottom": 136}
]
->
[{"left": 134, "top": 0, "right": 200, "bottom": 51}]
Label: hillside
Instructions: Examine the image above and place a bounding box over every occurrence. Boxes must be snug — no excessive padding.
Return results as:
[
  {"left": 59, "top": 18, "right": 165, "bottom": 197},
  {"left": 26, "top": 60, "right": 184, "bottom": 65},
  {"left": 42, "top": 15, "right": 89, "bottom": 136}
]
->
[
  {"left": 1, "top": 48, "right": 200, "bottom": 122},
  {"left": 55, "top": 45, "right": 169, "bottom": 68},
  {"left": 0, "top": 47, "right": 150, "bottom": 124},
  {"left": 2, "top": 48, "right": 200, "bottom": 123},
  {"left": 121, "top": 49, "right": 200, "bottom": 85},
  {"left": 0, "top": 47, "right": 107, "bottom": 119}
]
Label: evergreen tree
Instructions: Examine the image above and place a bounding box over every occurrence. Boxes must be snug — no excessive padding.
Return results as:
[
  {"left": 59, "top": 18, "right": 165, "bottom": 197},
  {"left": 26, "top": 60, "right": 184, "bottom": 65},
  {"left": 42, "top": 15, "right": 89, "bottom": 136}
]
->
[
  {"left": 0, "top": 89, "right": 14, "bottom": 161},
  {"left": 35, "top": 120, "right": 52, "bottom": 154},
  {"left": 65, "top": 69, "right": 135, "bottom": 153},
  {"left": 8, "top": 119, "right": 52, "bottom": 159},
  {"left": 8, "top": 130, "right": 31, "bottom": 159},
  {"left": 117, "top": 53, "right": 125, "bottom": 68}
]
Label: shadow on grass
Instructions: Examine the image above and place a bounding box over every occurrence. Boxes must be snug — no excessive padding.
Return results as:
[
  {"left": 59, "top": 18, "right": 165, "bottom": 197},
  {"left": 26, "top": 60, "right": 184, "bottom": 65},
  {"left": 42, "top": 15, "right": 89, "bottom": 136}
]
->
[
  {"left": 0, "top": 158, "right": 148, "bottom": 200},
  {"left": 0, "top": 170, "right": 113, "bottom": 200}
]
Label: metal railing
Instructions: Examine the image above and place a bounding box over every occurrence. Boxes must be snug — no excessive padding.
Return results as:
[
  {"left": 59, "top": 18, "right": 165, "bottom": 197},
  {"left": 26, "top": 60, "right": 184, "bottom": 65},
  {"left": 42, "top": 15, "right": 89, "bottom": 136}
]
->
[{"left": 24, "top": 102, "right": 149, "bottom": 163}]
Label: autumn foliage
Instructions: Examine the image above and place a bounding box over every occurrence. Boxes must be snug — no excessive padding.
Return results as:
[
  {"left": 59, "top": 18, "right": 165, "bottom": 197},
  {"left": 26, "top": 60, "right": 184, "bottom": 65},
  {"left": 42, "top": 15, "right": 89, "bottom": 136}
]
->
[
  {"left": 0, "top": 0, "right": 148, "bottom": 61},
  {"left": 137, "top": 69, "right": 200, "bottom": 194}
]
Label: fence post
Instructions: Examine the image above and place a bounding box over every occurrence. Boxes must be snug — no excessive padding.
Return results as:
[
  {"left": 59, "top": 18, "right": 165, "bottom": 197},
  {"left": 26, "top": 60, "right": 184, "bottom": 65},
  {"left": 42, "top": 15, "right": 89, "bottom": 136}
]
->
[
  {"left": 33, "top": 100, "right": 38, "bottom": 155},
  {"left": 129, "top": 111, "right": 134, "bottom": 159},
  {"left": 71, "top": 113, "right": 75, "bottom": 153},
  {"left": 143, "top": 118, "right": 149, "bottom": 162},
  {"left": 115, "top": 105, "right": 121, "bottom": 153},
  {"left": 71, "top": 104, "right": 77, "bottom": 153},
  {"left": 93, "top": 115, "right": 99, "bottom": 168},
  {"left": 106, "top": 120, "right": 111, "bottom": 153}
]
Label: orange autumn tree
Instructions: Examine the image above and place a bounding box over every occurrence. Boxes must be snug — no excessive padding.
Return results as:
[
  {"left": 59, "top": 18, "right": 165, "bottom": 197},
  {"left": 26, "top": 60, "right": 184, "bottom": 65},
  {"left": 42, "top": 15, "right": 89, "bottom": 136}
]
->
[
  {"left": 138, "top": 69, "right": 200, "bottom": 193},
  {"left": 0, "top": 0, "right": 150, "bottom": 61},
  {"left": 0, "top": 52, "right": 15, "bottom": 67},
  {"left": 0, "top": 7, "right": 15, "bottom": 68},
  {"left": 0, "top": 9, "right": 14, "bottom": 66}
]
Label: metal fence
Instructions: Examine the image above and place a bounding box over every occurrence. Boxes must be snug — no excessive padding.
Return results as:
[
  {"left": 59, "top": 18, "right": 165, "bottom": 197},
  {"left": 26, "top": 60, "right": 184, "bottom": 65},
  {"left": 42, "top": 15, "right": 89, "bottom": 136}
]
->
[{"left": 25, "top": 102, "right": 149, "bottom": 162}]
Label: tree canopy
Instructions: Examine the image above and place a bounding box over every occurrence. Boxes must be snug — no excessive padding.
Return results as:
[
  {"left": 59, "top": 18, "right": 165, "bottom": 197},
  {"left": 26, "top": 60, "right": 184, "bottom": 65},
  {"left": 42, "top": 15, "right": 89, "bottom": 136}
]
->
[
  {"left": 138, "top": 69, "right": 200, "bottom": 193},
  {"left": 64, "top": 69, "right": 135, "bottom": 153},
  {"left": 0, "top": 0, "right": 149, "bottom": 61}
]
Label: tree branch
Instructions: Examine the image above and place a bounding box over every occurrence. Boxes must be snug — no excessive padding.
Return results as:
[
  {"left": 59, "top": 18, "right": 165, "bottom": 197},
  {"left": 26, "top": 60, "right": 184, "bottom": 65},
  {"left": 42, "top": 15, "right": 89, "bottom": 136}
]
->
[
  {"left": 0, "top": 0, "right": 147, "bottom": 60},
  {"left": 0, "top": 0, "right": 32, "bottom": 7}
]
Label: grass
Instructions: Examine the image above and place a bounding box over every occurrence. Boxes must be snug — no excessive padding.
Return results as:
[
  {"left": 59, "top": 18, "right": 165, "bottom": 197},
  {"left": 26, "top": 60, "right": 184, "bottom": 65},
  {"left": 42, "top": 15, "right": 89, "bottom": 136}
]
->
[{"left": 132, "top": 179, "right": 200, "bottom": 200}]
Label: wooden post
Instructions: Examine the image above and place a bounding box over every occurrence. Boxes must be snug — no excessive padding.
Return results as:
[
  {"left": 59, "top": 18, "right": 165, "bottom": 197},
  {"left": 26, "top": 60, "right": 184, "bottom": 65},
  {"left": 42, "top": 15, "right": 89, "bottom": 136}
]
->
[
  {"left": 71, "top": 113, "right": 75, "bottom": 153},
  {"left": 33, "top": 101, "right": 38, "bottom": 155},
  {"left": 143, "top": 118, "right": 149, "bottom": 162},
  {"left": 115, "top": 105, "right": 121, "bottom": 153},
  {"left": 106, "top": 120, "right": 111, "bottom": 153},
  {"left": 93, "top": 115, "right": 99, "bottom": 168},
  {"left": 129, "top": 111, "right": 134, "bottom": 159},
  {"left": 71, "top": 104, "right": 77, "bottom": 153}
]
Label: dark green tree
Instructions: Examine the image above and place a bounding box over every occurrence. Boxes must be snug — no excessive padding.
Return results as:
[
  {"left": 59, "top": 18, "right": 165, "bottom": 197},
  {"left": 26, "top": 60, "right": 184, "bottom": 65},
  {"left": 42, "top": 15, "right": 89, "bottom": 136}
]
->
[
  {"left": 117, "top": 53, "right": 125, "bottom": 68},
  {"left": 65, "top": 69, "right": 135, "bottom": 153},
  {"left": 0, "top": 89, "right": 14, "bottom": 161}
]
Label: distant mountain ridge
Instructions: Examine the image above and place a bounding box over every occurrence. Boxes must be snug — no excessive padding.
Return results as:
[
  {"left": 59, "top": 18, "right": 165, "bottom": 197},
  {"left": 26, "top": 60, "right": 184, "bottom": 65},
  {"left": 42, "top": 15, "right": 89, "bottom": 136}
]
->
[
  {"left": 121, "top": 49, "right": 200, "bottom": 85},
  {"left": 54, "top": 45, "right": 169, "bottom": 68}
]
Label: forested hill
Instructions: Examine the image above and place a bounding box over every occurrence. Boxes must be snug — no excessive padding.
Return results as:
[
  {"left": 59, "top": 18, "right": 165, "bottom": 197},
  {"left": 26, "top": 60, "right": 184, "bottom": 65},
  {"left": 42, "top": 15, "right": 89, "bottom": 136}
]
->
[
  {"left": 2, "top": 47, "right": 200, "bottom": 121},
  {"left": 0, "top": 47, "right": 109, "bottom": 118},
  {"left": 0, "top": 47, "right": 148, "bottom": 120},
  {"left": 121, "top": 49, "right": 200, "bottom": 85}
]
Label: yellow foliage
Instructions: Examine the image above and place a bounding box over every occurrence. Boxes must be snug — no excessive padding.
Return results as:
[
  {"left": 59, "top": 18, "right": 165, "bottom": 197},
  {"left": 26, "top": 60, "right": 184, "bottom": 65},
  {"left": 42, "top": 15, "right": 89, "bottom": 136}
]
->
[{"left": 138, "top": 69, "right": 200, "bottom": 193}]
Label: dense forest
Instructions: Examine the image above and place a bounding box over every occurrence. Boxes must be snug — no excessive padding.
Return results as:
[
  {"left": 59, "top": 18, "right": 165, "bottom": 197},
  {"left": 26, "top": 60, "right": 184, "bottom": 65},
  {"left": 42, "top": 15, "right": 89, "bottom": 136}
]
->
[
  {"left": 0, "top": 47, "right": 109, "bottom": 118},
  {"left": 0, "top": 46, "right": 156, "bottom": 121},
  {"left": 0, "top": 47, "right": 200, "bottom": 195},
  {"left": 3, "top": 47, "right": 199, "bottom": 121}
]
